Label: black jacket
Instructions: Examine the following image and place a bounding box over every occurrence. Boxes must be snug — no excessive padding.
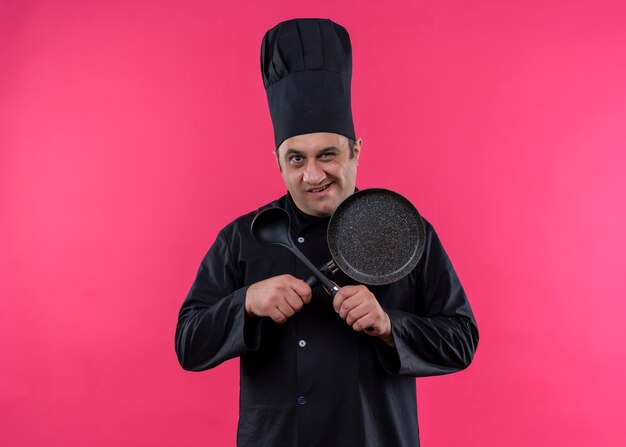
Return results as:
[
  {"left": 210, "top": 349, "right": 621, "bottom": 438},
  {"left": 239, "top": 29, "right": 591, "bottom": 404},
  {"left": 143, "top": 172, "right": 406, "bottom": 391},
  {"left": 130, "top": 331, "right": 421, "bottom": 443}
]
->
[{"left": 176, "top": 193, "right": 478, "bottom": 447}]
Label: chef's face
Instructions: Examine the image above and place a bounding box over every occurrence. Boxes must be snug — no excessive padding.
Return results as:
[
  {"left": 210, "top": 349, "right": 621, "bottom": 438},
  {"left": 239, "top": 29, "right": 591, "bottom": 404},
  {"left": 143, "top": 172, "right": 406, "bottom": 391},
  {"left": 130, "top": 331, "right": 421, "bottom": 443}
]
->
[{"left": 276, "top": 132, "right": 361, "bottom": 217}]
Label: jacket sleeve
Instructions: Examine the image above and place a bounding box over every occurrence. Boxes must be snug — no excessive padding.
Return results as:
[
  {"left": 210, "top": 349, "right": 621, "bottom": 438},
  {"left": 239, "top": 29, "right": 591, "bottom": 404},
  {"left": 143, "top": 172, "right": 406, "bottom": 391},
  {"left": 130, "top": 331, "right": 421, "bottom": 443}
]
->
[
  {"left": 376, "top": 220, "right": 479, "bottom": 377},
  {"left": 175, "top": 229, "right": 263, "bottom": 371}
]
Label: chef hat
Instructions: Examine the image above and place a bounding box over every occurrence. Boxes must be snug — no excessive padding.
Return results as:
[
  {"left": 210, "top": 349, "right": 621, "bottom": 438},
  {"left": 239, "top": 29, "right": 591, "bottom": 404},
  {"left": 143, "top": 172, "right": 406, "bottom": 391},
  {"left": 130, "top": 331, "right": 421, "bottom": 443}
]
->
[{"left": 260, "top": 18, "right": 355, "bottom": 148}]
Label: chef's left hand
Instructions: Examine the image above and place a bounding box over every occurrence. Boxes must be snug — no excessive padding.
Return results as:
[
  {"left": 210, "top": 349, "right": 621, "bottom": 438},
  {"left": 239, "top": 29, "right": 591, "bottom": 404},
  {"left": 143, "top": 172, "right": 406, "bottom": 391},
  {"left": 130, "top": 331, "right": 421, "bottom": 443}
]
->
[{"left": 333, "top": 285, "right": 395, "bottom": 346}]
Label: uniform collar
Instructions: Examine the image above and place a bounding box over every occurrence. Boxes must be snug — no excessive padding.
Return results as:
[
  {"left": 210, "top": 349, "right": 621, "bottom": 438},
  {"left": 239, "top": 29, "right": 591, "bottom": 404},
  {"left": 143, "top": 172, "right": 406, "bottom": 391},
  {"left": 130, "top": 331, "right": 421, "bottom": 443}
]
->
[
  {"left": 282, "top": 187, "right": 360, "bottom": 234},
  {"left": 283, "top": 193, "right": 330, "bottom": 234}
]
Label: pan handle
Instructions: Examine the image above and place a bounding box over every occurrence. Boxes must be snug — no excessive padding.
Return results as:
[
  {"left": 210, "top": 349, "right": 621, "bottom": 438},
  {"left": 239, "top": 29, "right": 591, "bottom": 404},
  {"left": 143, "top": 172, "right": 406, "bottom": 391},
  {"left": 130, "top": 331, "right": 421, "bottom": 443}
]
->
[
  {"left": 305, "top": 261, "right": 373, "bottom": 332},
  {"left": 305, "top": 270, "right": 373, "bottom": 332}
]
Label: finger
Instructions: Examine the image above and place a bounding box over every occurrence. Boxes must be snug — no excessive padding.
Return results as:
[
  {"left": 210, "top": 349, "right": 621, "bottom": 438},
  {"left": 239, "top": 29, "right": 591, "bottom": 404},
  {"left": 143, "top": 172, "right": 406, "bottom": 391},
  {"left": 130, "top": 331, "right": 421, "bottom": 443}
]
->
[
  {"left": 338, "top": 292, "right": 371, "bottom": 319},
  {"left": 284, "top": 288, "right": 306, "bottom": 313},
  {"left": 333, "top": 287, "right": 358, "bottom": 313},
  {"left": 332, "top": 293, "right": 345, "bottom": 314},
  {"left": 352, "top": 314, "right": 379, "bottom": 333},
  {"left": 338, "top": 296, "right": 358, "bottom": 319},
  {"left": 337, "top": 295, "right": 360, "bottom": 320},
  {"left": 296, "top": 282, "right": 313, "bottom": 305},
  {"left": 275, "top": 299, "right": 296, "bottom": 320},
  {"left": 269, "top": 308, "right": 288, "bottom": 324},
  {"left": 288, "top": 277, "right": 313, "bottom": 301},
  {"left": 345, "top": 302, "right": 370, "bottom": 326}
]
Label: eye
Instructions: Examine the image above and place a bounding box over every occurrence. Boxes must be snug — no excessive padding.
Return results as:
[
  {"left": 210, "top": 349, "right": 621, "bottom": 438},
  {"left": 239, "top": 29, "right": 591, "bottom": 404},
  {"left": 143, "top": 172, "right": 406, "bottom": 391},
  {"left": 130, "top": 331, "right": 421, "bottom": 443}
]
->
[
  {"left": 289, "top": 155, "right": 304, "bottom": 166},
  {"left": 319, "top": 152, "right": 337, "bottom": 161}
]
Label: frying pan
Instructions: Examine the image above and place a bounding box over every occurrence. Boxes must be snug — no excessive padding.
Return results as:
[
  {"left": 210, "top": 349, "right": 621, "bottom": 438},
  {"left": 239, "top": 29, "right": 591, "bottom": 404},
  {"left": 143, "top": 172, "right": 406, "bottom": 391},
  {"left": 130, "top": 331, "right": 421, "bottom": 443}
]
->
[
  {"left": 327, "top": 188, "right": 425, "bottom": 285},
  {"left": 251, "top": 188, "right": 425, "bottom": 294}
]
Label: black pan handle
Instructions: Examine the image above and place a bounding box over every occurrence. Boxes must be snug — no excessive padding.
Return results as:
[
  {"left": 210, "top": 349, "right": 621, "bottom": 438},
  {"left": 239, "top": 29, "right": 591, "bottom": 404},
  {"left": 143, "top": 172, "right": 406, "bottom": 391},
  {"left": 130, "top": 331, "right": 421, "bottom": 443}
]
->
[{"left": 305, "top": 261, "right": 373, "bottom": 332}]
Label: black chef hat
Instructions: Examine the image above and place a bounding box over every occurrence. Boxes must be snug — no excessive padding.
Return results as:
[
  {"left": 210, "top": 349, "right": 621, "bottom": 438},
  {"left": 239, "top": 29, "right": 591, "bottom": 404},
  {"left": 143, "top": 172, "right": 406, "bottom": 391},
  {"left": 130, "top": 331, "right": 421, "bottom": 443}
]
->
[{"left": 261, "top": 18, "right": 355, "bottom": 148}]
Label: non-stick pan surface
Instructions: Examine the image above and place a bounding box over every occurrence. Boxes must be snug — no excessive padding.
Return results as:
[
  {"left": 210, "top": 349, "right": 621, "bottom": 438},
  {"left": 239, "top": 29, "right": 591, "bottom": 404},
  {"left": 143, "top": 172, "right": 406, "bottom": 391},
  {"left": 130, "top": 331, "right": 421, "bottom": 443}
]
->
[{"left": 328, "top": 188, "right": 425, "bottom": 285}]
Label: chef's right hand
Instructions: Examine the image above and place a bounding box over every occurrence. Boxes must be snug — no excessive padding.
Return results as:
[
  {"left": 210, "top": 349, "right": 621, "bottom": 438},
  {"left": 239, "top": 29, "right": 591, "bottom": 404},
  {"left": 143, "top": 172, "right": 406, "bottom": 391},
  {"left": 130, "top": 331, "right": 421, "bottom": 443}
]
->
[{"left": 245, "top": 275, "right": 312, "bottom": 324}]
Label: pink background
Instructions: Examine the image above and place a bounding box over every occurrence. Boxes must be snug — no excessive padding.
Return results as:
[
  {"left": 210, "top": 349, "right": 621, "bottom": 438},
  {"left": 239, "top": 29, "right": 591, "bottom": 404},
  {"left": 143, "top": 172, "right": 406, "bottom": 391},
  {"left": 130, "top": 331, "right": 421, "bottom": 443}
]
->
[{"left": 2, "top": 0, "right": 625, "bottom": 446}]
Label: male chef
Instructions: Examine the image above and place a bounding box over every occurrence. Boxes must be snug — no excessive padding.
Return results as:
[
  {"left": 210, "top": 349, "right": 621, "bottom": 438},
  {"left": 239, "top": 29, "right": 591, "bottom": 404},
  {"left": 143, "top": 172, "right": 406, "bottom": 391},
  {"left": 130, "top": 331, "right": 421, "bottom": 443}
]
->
[{"left": 176, "top": 18, "right": 478, "bottom": 447}]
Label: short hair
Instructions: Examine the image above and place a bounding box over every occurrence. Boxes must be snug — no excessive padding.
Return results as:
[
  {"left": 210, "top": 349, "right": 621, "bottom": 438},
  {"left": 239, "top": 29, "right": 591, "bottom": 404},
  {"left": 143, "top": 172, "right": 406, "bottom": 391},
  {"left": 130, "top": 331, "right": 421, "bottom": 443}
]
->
[{"left": 347, "top": 138, "right": 356, "bottom": 158}]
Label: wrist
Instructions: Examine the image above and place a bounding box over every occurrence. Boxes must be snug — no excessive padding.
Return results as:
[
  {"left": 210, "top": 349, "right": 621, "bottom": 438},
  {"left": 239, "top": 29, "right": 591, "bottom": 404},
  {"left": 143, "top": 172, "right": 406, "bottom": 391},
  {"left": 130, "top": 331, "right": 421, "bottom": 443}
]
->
[
  {"left": 378, "top": 313, "right": 394, "bottom": 347},
  {"left": 244, "top": 288, "right": 255, "bottom": 318}
]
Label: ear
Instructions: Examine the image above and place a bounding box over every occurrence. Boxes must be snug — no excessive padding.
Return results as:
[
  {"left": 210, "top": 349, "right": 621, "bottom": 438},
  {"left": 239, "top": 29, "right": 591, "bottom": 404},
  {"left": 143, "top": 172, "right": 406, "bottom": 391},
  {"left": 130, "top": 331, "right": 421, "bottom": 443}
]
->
[
  {"left": 353, "top": 138, "right": 362, "bottom": 161},
  {"left": 273, "top": 149, "right": 282, "bottom": 172}
]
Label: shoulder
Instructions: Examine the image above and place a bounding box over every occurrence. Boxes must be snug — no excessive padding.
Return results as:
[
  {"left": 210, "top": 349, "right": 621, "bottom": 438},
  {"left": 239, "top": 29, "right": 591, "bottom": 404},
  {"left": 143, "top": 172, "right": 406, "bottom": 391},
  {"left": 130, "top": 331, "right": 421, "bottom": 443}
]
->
[{"left": 218, "top": 194, "right": 287, "bottom": 240}]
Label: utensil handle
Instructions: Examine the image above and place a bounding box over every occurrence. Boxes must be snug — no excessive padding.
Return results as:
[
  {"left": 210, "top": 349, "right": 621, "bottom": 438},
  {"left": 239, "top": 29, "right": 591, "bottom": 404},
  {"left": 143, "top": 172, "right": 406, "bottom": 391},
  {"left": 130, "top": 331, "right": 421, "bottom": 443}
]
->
[
  {"left": 306, "top": 276, "right": 340, "bottom": 296},
  {"left": 305, "top": 276, "right": 318, "bottom": 288},
  {"left": 305, "top": 260, "right": 338, "bottom": 289},
  {"left": 291, "top": 250, "right": 340, "bottom": 297}
]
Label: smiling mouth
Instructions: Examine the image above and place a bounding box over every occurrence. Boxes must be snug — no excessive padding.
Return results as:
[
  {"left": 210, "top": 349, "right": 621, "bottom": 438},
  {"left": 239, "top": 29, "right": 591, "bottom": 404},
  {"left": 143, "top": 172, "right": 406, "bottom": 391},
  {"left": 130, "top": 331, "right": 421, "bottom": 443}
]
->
[{"left": 308, "top": 183, "right": 332, "bottom": 193}]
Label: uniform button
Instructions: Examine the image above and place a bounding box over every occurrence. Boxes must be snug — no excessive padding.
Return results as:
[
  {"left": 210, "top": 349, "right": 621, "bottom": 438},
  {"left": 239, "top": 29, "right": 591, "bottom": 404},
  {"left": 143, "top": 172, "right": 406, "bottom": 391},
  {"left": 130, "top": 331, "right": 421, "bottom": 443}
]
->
[
  {"left": 297, "top": 236, "right": 305, "bottom": 243},
  {"left": 298, "top": 339, "right": 306, "bottom": 348},
  {"left": 298, "top": 395, "right": 307, "bottom": 405}
]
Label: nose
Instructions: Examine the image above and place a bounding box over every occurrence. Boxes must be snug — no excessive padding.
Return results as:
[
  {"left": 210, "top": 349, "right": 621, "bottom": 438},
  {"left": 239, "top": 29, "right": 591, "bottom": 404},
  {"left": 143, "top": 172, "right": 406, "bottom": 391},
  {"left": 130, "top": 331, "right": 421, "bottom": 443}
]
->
[{"left": 303, "top": 160, "right": 326, "bottom": 184}]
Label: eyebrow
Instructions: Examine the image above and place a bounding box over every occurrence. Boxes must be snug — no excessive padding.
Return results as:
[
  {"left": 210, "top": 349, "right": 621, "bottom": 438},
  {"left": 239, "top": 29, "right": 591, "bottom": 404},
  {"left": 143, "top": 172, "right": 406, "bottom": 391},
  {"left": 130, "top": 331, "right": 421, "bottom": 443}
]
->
[{"left": 283, "top": 146, "right": 339, "bottom": 157}]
